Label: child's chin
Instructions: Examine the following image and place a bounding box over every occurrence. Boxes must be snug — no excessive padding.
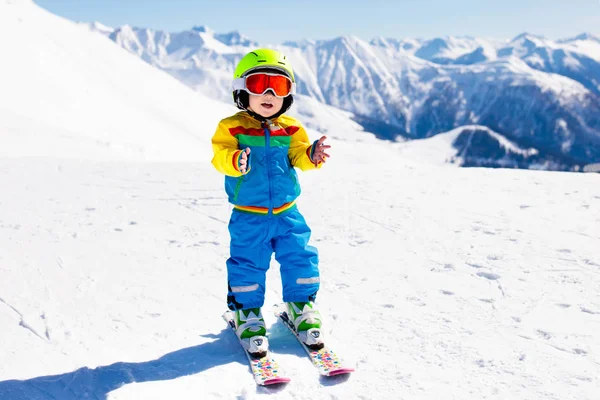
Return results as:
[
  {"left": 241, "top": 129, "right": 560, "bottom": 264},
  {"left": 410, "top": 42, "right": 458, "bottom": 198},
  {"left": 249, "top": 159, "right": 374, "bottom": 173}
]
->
[{"left": 257, "top": 109, "right": 279, "bottom": 118}]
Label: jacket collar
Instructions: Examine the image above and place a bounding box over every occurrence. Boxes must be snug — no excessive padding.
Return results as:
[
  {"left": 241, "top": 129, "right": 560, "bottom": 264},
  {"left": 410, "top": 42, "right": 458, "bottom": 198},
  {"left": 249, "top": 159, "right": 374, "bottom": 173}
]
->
[{"left": 239, "top": 111, "right": 281, "bottom": 128}]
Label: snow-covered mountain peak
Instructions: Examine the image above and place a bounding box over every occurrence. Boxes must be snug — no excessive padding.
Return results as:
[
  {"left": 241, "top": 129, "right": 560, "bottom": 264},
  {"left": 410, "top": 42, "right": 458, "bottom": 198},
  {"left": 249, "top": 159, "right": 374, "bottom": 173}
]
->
[
  {"left": 423, "top": 37, "right": 451, "bottom": 50},
  {"left": 497, "top": 33, "right": 557, "bottom": 60},
  {"left": 108, "top": 24, "right": 149, "bottom": 54},
  {"left": 370, "top": 36, "right": 390, "bottom": 47},
  {"left": 407, "top": 36, "right": 497, "bottom": 65},
  {"left": 559, "top": 32, "right": 600, "bottom": 44},
  {"left": 112, "top": 24, "right": 135, "bottom": 35},
  {"left": 323, "top": 34, "right": 382, "bottom": 63},
  {"left": 282, "top": 38, "right": 317, "bottom": 48},
  {"left": 370, "top": 36, "right": 422, "bottom": 52},
  {"left": 214, "top": 30, "right": 258, "bottom": 47},
  {"left": 191, "top": 25, "right": 213, "bottom": 34},
  {"left": 330, "top": 34, "right": 368, "bottom": 48},
  {"left": 510, "top": 32, "right": 547, "bottom": 43},
  {"left": 86, "top": 21, "right": 114, "bottom": 34},
  {"left": 484, "top": 56, "right": 587, "bottom": 94}
]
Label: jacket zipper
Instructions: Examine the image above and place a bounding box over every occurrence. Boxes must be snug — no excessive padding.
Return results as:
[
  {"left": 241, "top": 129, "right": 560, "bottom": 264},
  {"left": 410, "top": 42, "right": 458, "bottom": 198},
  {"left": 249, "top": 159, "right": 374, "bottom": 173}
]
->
[{"left": 265, "top": 122, "right": 274, "bottom": 216}]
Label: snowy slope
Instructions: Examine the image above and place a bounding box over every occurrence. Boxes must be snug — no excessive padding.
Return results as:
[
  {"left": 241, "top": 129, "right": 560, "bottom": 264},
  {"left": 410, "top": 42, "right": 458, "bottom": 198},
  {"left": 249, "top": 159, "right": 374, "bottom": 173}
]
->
[
  {"left": 393, "top": 125, "right": 572, "bottom": 170},
  {"left": 0, "top": 0, "right": 234, "bottom": 161},
  {"left": 1, "top": 2, "right": 600, "bottom": 400},
  {"left": 2, "top": 144, "right": 599, "bottom": 400}
]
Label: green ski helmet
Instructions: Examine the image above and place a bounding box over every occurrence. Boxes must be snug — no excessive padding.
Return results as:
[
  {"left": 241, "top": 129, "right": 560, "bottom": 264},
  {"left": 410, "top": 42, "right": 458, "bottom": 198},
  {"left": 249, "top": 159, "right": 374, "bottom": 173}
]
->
[{"left": 232, "top": 48, "right": 296, "bottom": 119}]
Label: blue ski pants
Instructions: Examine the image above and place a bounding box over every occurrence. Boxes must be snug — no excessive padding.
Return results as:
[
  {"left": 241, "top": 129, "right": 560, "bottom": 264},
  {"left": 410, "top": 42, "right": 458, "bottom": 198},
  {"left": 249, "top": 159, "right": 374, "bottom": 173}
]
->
[{"left": 226, "top": 207, "right": 320, "bottom": 310}]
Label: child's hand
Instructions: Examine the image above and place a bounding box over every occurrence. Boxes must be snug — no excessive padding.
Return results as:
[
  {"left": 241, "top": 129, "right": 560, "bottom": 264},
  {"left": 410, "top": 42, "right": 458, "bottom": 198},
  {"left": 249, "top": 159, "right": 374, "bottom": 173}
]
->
[
  {"left": 239, "top": 147, "right": 251, "bottom": 174},
  {"left": 311, "top": 136, "right": 331, "bottom": 164}
]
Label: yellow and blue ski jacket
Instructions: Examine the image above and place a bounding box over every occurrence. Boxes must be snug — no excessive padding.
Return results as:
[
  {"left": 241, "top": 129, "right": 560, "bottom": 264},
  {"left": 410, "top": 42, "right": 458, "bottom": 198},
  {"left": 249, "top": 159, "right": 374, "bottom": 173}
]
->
[{"left": 211, "top": 111, "right": 322, "bottom": 215}]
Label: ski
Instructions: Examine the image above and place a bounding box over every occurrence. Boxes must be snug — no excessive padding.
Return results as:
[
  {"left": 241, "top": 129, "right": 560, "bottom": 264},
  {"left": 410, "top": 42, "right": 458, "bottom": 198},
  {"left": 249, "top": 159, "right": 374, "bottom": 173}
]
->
[
  {"left": 273, "top": 303, "right": 355, "bottom": 377},
  {"left": 222, "top": 311, "right": 291, "bottom": 386}
]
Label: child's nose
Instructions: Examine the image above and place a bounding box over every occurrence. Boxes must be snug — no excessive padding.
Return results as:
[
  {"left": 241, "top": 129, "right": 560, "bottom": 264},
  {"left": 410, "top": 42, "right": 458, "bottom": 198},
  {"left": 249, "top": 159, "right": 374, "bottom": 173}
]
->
[{"left": 264, "top": 89, "right": 275, "bottom": 97}]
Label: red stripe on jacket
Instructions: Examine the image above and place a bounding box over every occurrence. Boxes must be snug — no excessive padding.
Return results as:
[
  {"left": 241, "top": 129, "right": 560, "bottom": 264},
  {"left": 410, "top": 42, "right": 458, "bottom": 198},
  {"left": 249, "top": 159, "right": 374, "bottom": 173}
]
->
[
  {"left": 229, "top": 125, "right": 300, "bottom": 137},
  {"left": 229, "top": 126, "right": 264, "bottom": 136}
]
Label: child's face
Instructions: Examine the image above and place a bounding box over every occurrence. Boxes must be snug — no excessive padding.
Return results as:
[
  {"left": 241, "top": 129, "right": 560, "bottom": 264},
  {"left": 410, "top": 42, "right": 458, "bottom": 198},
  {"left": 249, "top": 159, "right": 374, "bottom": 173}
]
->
[{"left": 248, "top": 91, "right": 284, "bottom": 118}]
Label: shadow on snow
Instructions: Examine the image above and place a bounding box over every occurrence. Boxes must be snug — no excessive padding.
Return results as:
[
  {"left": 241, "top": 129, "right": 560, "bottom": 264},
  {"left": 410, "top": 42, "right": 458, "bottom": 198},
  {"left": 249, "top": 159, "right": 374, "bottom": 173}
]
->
[{"left": 0, "top": 329, "right": 244, "bottom": 400}]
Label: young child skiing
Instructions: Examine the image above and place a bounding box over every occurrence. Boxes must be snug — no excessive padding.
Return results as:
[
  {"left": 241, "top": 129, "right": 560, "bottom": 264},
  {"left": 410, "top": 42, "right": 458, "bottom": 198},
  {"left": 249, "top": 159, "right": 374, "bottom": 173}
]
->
[{"left": 212, "top": 49, "right": 330, "bottom": 358}]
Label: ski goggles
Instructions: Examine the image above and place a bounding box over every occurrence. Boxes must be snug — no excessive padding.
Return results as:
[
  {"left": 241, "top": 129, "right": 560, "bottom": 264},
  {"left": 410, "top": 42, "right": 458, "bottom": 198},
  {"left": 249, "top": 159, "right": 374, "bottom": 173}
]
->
[{"left": 233, "top": 72, "right": 296, "bottom": 98}]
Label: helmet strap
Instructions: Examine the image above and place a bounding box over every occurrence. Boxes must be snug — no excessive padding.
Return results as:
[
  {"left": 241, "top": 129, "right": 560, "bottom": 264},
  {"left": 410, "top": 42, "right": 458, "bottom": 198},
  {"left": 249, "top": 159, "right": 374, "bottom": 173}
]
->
[{"left": 246, "top": 109, "right": 268, "bottom": 123}]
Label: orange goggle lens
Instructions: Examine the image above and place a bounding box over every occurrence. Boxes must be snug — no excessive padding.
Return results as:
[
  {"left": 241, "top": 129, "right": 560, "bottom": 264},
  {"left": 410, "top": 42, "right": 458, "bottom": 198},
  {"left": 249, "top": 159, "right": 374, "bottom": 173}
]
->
[{"left": 245, "top": 73, "right": 293, "bottom": 97}]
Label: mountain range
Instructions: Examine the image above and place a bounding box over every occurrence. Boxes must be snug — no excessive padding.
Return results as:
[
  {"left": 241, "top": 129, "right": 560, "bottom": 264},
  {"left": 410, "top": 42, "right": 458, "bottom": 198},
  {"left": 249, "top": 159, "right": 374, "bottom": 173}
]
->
[{"left": 87, "top": 23, "right": 600, "bottom": 171}]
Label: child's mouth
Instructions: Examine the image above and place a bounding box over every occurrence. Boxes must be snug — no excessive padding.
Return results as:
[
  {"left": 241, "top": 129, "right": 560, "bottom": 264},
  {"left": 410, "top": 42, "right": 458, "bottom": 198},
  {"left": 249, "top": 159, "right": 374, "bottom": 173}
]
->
[{"left": 261, "top": 103, "right": 273, "bottom": 109}]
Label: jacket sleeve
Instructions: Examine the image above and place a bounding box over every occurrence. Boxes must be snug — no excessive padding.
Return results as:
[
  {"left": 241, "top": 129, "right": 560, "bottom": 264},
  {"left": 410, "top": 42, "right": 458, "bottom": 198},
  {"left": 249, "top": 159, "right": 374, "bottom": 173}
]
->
[
  {"left": 211, "top": 121, "right": 245, "bottom": 177},
  {"left": 288, "top": 124, "right": 323, "bottom": 171}
]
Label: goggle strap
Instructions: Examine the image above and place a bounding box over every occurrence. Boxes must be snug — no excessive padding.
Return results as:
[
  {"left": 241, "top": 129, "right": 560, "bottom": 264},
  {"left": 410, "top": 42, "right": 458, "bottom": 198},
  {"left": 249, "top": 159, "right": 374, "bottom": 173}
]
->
[{"left": 232, "top": 77, "right": 246, "bottom": 91}]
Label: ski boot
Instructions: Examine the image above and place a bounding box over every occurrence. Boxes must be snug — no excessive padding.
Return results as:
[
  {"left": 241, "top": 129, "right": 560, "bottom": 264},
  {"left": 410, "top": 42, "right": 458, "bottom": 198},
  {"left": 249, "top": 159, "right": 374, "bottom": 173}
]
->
[
  {"left": 286, "top": 302, "right": 325, "bottom": 350},
  {"left": 234, "top": 308, "right": 269, "bottom": 358}
]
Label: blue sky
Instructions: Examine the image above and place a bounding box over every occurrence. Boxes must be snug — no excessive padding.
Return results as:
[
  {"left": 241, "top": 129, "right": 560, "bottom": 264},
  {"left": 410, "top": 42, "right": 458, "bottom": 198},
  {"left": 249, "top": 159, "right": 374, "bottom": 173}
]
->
[{"left": 34, "top": 0, "right": 599, "bottom": 43}]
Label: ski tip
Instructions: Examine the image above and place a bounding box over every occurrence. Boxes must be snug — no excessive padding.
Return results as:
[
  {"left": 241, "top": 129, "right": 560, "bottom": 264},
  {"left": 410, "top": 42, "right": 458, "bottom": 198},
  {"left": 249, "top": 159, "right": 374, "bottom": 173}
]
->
[
  {"left": 262, "top": 377, "right": 291, "bottom": 386},
  {"left": 326, "top": 367, "right": 355, "bottom": 377}
]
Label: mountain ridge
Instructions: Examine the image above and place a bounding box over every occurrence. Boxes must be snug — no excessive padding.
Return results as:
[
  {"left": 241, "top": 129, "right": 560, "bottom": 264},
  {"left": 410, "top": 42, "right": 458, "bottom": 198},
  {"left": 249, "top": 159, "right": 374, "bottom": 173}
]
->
[{"left": 83, "top": 23, "right": 600, "bottom": 171}]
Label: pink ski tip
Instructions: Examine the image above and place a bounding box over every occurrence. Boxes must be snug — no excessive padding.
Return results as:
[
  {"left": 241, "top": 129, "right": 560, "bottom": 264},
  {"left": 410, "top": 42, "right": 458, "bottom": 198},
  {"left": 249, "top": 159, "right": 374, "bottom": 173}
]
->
[
  {"left": 327, "top": 367, "right": 355, "bottom": 377},
  {"left": 263, "top": 377, "right": 291, "bottom": 386}
]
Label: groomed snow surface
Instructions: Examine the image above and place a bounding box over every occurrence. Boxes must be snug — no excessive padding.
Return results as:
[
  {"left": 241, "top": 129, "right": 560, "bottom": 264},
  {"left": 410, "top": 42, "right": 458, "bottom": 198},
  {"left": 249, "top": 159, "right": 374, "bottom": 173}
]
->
[{"left": 1, "top": 154, "right": 599, "bottom": 400}]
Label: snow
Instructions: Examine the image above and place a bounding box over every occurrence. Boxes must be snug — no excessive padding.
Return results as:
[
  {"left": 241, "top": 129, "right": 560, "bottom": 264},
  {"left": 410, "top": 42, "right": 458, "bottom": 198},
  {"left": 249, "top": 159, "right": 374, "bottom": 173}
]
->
[
  {"left": 82, "top": 21, "right": 115, "bottom": 35},
  {"left": 392, "top": 125, "right": 539, "bottom": 166},
  {"left": 0, "top": 2, "right": 234, "bottom": 162},
  {"left": 567, "top": 40, "right": 600, "bottom": 64},
  {"left": 411, "top": 36, "right": 497, "bottom": 64},
  {"left": 1, "top": 2, "right": 600, "bottom": 400},
  {"left": 477, "top": 57, "right": 590, "bottom": 104},
  {"left": 394, "top": 126, "right": 464, "bottom": 165}
]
